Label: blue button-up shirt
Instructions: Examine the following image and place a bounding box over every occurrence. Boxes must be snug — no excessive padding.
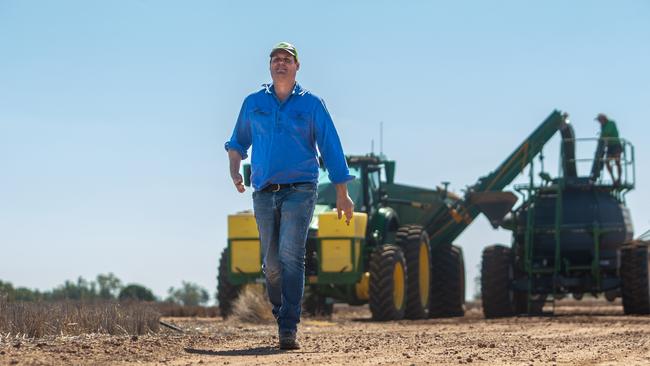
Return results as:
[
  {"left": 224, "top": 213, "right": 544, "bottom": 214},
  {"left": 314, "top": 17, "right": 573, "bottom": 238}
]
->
[{"left": 225, "top": 83, "right": 354, "bottom": 190}]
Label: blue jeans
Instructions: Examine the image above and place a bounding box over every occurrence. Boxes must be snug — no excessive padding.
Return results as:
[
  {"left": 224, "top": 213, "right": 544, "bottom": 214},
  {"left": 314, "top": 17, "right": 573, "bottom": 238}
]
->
[{"left": 253, "top": 183, "right": 317, "bottom": 334}]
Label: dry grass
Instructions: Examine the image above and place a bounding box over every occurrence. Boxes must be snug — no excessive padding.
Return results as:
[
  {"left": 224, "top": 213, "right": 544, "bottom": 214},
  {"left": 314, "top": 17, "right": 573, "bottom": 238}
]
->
[
  {"left": 230, "top": 285, "right": 274, "bottom": 323},
  {"left": 0, "top": 298, "right": 160, "bottom": 338}
]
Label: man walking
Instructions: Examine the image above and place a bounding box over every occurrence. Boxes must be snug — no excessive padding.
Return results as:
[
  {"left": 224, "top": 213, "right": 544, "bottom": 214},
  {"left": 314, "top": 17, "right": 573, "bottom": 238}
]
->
[
  {"left": 225, "top": 42, "right": 354, "bottom": 350},
  {"left": 595, "top": 113, "right": 623, "bottom": 185}
]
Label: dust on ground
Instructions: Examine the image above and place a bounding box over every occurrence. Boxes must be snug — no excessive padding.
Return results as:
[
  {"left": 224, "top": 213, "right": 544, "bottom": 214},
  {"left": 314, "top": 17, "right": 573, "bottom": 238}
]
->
[{"left": 2, "top": 299, "right": 650, "bottom": 365}]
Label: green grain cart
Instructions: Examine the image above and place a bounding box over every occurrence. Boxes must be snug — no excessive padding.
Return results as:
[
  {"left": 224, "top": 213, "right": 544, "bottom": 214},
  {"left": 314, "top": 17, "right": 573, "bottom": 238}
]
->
[{"left": 480, "top": 114, "right": 643, "bottom": 317}]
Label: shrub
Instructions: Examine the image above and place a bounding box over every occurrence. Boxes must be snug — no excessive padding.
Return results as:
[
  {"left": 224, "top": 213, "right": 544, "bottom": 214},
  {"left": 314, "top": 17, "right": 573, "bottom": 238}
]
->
[
  {"left": 119, "top": 284, "right": 156, "bottom": 302},
  {"left": 230, "top": 285, "right": 274, "bottom": 323}
]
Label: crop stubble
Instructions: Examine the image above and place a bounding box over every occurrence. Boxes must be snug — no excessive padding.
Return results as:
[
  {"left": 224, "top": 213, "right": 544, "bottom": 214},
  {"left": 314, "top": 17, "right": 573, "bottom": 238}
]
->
[{"left": 1, "top": 299, "right": 650, "bottom": 365}]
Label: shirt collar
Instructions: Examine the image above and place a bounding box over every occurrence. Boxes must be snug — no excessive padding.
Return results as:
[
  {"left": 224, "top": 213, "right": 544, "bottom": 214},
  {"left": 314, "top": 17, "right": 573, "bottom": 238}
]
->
[{"left": 262, "top": 82, "right": 307, "bottom": 97}]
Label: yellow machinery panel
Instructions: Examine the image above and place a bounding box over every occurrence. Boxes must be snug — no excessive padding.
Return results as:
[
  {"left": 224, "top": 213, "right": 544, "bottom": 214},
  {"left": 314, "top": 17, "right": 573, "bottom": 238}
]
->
[
  {"left": 228, "top": 212, "right": 259, "bottom": 239},
  {"left": 230, "top": 240, "right": 261, "bottom": 273},
  {"left": 228, "top": 212, "right": 261, "bottom": 274},
  {"left": 321, "top": 239, "right": 353, "bottom": 272},
  {"left": 318, "top": 212, "right": 367, "bottom": 273},
  {"left": 318, "top": 211, "right": 367, "bottom": 238}
]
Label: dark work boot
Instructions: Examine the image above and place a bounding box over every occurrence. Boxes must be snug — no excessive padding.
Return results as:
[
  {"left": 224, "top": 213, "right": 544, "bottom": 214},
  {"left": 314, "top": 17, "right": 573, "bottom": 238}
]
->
[{"left": 279, "top": 331, "right": 300, "bottom": 350}]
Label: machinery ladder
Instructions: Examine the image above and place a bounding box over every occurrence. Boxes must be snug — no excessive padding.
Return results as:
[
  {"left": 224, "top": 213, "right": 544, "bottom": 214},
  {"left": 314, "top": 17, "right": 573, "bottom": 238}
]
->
[{"left": 523, "top": 169, "right": 561, "bottom": 314}]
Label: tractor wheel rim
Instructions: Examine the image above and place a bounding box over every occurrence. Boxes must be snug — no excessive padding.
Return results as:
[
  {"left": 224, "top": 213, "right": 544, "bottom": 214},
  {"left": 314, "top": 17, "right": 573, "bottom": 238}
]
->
[
  {"left": 393, "top": 261, "right": 405, "bottom": 310},
  {"left": 419, "top": 241, "right": 430, "bottom": 307}
]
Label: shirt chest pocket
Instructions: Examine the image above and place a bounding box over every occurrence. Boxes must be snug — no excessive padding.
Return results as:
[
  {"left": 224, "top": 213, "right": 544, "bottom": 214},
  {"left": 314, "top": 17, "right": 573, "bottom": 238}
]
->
[
  {"left": 287, "top": 110, "right": 312, "bottom": 138},
  {"left": 250, "top": 107, "right": 273, "bottom": 135}
]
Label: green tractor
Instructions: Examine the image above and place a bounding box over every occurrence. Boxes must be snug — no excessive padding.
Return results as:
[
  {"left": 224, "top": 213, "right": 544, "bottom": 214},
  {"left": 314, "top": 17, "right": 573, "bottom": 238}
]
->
[
  {"left": 218, "top": 110, "right": 578, "bottom": 320},
  {"left": 219, "top": 154, "right": 466, "bottom": 320}
]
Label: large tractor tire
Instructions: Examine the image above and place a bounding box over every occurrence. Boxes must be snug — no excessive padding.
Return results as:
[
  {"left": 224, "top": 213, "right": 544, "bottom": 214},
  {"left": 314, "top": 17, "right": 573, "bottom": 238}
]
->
[
  {"left": 369, "top": 244, "right": 407, "bottom": 321},
  {"left": 217, "top": 248, "right": 242, "bottom": 318},
  {"left": 509, "top": 243, "right": 545, "bottom": 315},
  {"left": 452, "top": 245, "right": 466, "bottom": 307},
  {"left": 303, "top": 286, "right": 334, "bottom": 317},
  {"left": 620, "top": 242, "right": 650, "bottom": 315},
  {"left": 481, "top": 244, "right": 515, "bottom": 318},
  {"left": 429, "top": 244, "right": 465, "bottom": 318},
  {"left": 396, "top": 225, "right": 431, "bottom": 319}
]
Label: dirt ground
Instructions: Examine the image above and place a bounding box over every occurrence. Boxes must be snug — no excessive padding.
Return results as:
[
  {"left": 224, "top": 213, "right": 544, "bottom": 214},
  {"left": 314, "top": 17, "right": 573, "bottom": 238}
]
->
[{"left": 2, "top": 299, "right": 650, "bottom": 366}]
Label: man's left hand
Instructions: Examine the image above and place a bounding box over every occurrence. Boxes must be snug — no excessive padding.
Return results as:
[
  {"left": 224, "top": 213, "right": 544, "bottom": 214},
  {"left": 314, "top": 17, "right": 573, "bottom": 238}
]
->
[{"left": 336, "top": 193, "right": 354, "bottom": 225}]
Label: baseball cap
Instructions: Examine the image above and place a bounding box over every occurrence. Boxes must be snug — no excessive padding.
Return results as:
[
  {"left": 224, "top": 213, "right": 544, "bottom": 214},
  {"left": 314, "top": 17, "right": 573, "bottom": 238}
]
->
[
  {"left": 594, "top": 113, "right": 607, "bottom": 121},
  {"left": 270, "top": 42, "right": 298, "bottom": 62}
]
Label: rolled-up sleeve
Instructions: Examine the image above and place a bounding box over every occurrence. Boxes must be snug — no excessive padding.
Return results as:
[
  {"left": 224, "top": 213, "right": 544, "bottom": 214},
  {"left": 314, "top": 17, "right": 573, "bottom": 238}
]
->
[
  {"left": 313, "top": 98, "right": 354, "bottom": 184},
  {"left": 225, "top": 98, "right": 252, "bottom": 159}
]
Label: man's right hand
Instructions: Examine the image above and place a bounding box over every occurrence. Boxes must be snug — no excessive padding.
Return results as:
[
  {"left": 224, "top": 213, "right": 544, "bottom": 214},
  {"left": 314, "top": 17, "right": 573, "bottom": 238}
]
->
[
  {"left": 232, "top": 172, "right": 246, "bottom": 193},
  {"left": 228, "top": 149, "right": 246, "bottom": 193}
]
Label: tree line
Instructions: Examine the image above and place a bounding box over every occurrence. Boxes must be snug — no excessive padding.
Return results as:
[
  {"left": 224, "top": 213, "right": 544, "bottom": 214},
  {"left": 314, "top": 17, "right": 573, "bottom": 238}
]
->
[{"left": 0, "top": 273, "right": 210, "bottom": 306}]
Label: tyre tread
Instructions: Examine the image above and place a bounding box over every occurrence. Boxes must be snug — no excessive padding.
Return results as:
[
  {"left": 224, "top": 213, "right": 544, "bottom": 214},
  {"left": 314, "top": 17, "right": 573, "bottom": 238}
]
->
[{"left": 369, "top": 244, "right": 407, "bottom": 321}]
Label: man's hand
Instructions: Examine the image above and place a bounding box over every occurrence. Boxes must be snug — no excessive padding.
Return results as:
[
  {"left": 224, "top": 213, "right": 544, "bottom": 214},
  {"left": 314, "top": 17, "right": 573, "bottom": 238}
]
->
[
  {"left": 228, "top": 149, "right": 245, "bottom": 193},
  {"left": 335, "top": 183, "right": 354, "bottom": 225},
  {"left": 232, "top": 172, "right": 246, "bottom": 193}
]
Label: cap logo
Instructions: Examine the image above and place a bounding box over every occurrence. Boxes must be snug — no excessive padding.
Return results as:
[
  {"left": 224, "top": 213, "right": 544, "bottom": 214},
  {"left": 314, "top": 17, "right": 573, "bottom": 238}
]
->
[{"left": 270, "top": 42, "right": 298, "bottom": 62}]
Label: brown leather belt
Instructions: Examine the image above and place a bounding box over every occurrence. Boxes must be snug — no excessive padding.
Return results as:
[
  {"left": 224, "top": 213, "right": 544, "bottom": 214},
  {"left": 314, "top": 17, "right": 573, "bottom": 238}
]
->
[{"left": 260, "top": 182, "right": 311, "bottom": 192}]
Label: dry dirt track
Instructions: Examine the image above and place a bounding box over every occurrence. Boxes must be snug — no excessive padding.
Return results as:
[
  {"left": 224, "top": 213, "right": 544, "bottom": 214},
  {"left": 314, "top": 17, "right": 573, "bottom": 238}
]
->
[{"left": 2, "top": 300, "right": 650, "bottom": 365}]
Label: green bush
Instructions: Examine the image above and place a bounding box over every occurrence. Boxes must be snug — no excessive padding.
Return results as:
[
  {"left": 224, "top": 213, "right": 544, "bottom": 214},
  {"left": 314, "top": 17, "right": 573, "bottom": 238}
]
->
[{"left": 119, "top": 284, "right": 156, "bottom": 301}]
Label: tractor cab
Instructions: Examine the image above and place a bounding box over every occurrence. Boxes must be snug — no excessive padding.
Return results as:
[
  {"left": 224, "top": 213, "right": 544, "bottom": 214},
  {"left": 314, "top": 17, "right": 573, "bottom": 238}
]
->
[{"left": 314, "top": 154, "right": 394, "bottom": 216}]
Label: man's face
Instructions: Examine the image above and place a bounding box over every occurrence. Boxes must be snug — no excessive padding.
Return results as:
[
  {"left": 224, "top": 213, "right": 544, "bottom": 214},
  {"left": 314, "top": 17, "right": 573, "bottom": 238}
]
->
[{"left": 270, "top": 50, "right": 299, "bottom": 83}]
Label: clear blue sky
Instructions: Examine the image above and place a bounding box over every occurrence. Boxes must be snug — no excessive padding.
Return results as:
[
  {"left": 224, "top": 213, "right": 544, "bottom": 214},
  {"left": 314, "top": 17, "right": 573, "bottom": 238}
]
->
[{"left": 1, "top": 1, "right": 649, "bottom": 301}]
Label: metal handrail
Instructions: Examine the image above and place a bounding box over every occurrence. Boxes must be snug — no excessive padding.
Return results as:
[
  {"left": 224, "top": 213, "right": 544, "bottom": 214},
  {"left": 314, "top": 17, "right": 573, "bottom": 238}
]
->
[{"left": 558, "top": 137, "right": 635, "bottom": 188}]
